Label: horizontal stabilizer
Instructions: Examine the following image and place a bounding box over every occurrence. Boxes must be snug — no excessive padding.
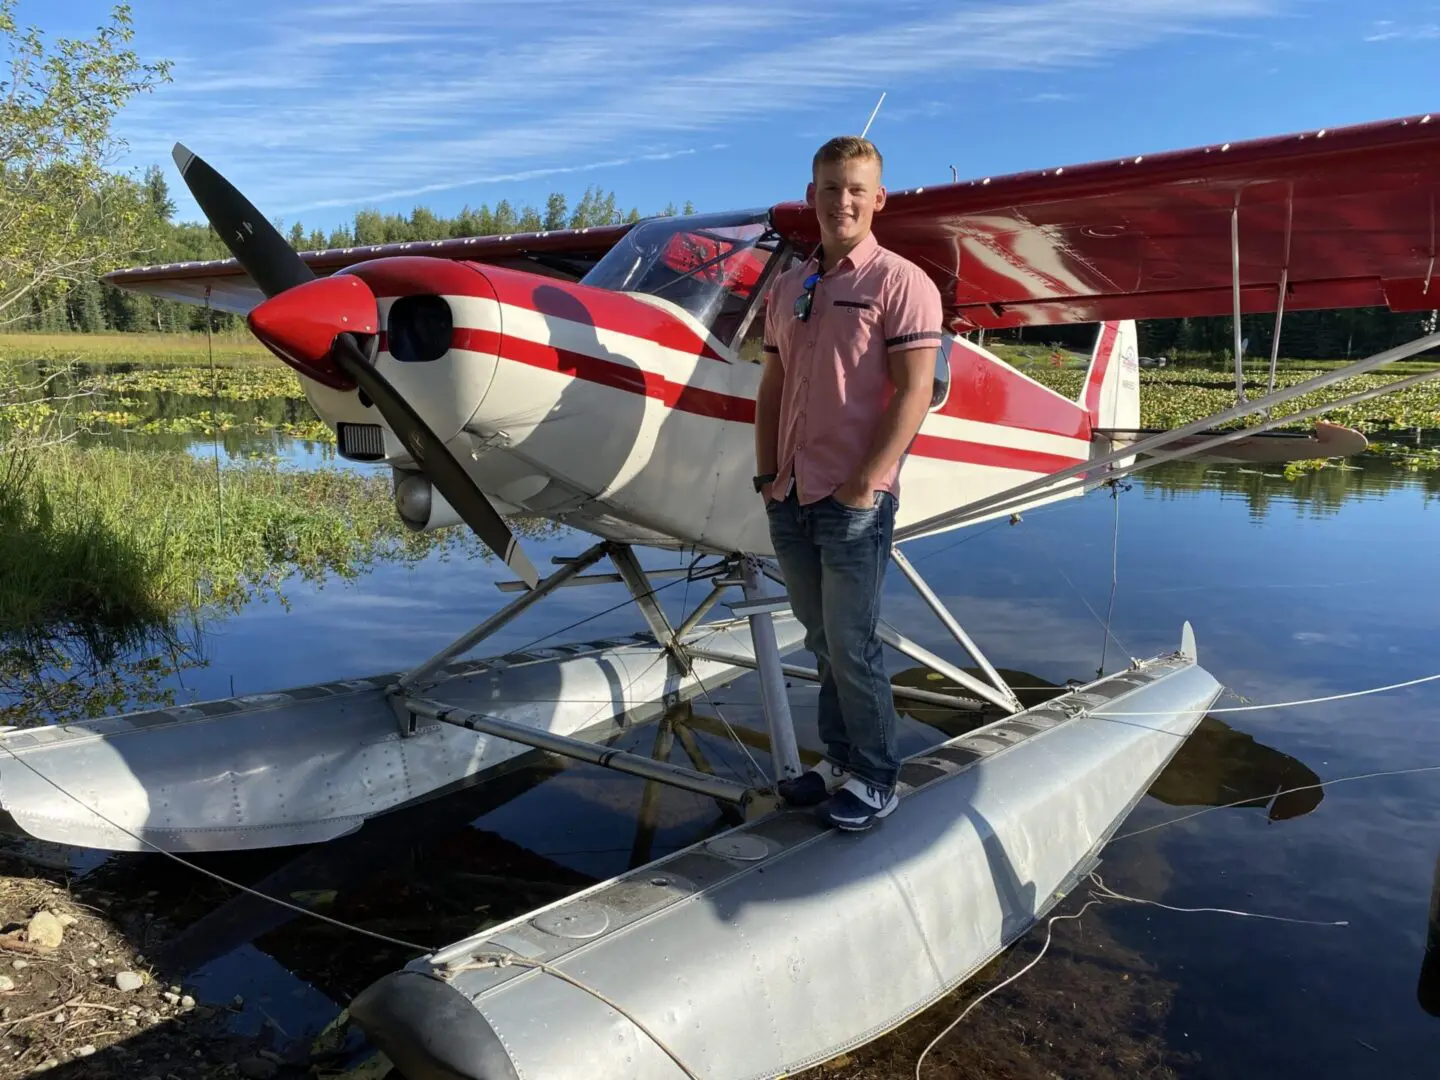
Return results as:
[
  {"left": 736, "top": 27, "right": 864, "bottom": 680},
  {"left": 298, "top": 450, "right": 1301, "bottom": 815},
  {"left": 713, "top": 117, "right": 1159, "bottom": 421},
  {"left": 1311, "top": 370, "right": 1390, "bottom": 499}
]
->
[{"left": 1093, "top": 420, "right": 1368, "bottom": 464}]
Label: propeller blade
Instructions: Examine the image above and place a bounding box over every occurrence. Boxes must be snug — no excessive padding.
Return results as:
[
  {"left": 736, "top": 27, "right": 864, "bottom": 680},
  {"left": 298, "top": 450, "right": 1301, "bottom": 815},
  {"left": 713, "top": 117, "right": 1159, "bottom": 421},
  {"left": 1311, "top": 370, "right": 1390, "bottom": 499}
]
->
[
  {"left": 172, "top": 143, "right": 315, "bottom": 300},
  {"left": 330, "top": 332, "right": 540, "bottom": 589},
  {"left": 174, "top": 144, "right": 541, "bottom": 591}
]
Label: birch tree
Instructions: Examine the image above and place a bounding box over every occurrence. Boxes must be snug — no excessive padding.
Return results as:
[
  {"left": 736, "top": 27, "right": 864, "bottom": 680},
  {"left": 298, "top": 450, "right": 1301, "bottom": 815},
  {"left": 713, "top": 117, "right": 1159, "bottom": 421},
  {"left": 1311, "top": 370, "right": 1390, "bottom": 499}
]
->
[{"left": 0, "top": 2, "right": 171, "bottom": 325}]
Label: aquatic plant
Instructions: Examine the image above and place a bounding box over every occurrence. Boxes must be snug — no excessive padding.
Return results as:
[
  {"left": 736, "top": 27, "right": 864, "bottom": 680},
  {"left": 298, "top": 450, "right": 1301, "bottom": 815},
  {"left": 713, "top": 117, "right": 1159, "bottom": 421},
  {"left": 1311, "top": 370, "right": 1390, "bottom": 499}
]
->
[{"left": 0, "top": 442, "right": 561, "bottom": 725}]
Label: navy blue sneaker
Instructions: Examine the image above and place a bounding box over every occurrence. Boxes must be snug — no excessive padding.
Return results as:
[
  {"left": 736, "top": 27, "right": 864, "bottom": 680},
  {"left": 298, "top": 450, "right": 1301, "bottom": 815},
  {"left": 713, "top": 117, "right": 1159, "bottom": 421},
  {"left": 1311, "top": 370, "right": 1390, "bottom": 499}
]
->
[
  {"left": 777, "top": 762, "right": 851, "bottom": 807},
  {"left": 824, "top": 778, "right": 899, "bottom": 831}
]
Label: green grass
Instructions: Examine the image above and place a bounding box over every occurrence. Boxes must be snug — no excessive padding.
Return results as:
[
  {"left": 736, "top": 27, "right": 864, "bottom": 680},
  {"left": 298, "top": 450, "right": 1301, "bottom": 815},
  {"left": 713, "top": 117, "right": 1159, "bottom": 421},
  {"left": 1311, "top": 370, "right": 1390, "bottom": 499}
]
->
[
  {"left": 0, "top": 441, "right": 563, "bottom": 725},
  {"left": 0, "top": 444, "right": 515, "bottom": 633},
  {"left": 0, "top": 332, "right": 272, "bottom": 367}
]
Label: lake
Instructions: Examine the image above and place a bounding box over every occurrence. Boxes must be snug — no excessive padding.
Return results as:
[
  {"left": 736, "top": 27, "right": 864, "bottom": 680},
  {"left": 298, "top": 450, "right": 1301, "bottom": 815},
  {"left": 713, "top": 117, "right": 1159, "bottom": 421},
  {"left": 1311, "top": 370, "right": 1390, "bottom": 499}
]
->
[{"left": 7, "top": 428, "right": 1440, "bottom": 1079}]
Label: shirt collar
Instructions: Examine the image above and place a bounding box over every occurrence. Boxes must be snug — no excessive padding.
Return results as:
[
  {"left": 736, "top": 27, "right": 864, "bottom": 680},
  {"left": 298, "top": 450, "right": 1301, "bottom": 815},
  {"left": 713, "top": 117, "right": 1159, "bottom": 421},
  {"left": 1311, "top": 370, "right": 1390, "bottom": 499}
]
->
[{"left": 810, "top": 230, "right": 880, "bottom": 275}]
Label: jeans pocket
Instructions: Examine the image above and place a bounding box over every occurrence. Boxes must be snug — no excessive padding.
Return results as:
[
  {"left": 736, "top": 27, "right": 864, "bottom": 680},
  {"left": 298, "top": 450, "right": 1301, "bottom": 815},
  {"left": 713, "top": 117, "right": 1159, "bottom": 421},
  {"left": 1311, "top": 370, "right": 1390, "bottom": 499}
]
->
[{"left": 828, "top": 492, "right": 880, "bottom": 514}]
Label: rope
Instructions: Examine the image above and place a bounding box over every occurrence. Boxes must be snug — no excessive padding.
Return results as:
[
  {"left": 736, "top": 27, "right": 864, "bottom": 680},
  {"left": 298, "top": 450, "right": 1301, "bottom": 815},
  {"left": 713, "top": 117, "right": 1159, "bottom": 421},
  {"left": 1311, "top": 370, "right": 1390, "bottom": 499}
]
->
[
  {"left": 913, "top": 868, "right": 1352, "bottom": 1076},
  {"left": 1103, "top": 670, "right": 1440, "bottom": 718},
  {"left": 913, "top": 900, "right": 1103, "bottom": 1078},
  {"left": 0, "top": 742, "right": 436, "bottom": 955},
  {"left": 442, "top": 954, "right": 700, "bottom": 1079},
  {"left": 1086, "top": 873, "right": 1347, "bottom": 926},
  {"left": 205, "top": 285, "right": 222, "bottom": 549},
  {"left": 1097, "top": 481, "right": 1122, "bottom": 678},
  {"left": 1112, "top": 763, "right": 1440, "bottom": 841}
]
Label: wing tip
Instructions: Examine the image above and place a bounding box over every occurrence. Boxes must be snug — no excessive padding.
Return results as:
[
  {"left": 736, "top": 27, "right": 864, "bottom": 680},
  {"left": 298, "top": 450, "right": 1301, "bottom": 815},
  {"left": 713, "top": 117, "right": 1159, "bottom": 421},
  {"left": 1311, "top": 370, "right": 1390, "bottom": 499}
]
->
[{"left": 171, "top": 143, "right": 196, "bottom": 175}]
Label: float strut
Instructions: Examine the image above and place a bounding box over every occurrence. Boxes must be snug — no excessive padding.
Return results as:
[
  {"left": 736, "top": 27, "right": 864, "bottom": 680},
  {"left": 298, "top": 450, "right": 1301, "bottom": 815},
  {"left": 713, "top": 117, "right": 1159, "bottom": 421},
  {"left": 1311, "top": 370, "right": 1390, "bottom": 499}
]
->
[
  {"left": 740, "top": 557, "right": 802, "bottom": 782},
  {"left": 402, "top": 698, "right": 754, "bottom": 805}
]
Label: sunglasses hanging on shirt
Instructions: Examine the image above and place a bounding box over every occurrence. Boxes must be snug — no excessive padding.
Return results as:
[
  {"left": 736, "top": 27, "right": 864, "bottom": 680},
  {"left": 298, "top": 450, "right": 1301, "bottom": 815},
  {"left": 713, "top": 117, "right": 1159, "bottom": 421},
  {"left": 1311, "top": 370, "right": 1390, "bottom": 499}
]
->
[{"left": 794, "top": 269, "right": 823, "bottom": 322}]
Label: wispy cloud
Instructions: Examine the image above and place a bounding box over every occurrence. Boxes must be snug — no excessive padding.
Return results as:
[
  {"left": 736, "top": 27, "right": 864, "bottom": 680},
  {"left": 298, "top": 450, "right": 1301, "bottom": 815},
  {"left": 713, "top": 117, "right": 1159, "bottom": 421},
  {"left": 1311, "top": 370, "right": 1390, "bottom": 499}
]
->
[
  {"left": 115, "top": 0, "right": 1287, "bottom": 221},
  {"left": 1363, "top": 18, "right": 1440, "bottom": 41}
]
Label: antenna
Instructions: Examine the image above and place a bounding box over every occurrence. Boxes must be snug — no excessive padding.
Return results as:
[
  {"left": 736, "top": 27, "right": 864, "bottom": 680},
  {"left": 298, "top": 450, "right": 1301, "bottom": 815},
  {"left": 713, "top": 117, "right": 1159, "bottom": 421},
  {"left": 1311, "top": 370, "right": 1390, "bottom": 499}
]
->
[{"left": 861, "top": 91, "right": 886, "bottom": 138}]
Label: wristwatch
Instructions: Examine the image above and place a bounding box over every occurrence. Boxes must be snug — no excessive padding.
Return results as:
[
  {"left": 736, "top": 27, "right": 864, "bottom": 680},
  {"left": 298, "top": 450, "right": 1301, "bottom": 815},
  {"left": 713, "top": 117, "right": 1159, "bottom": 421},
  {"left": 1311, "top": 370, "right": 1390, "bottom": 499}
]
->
[{"left": 753, "top": 473, "right": 776, "bottom": 493}]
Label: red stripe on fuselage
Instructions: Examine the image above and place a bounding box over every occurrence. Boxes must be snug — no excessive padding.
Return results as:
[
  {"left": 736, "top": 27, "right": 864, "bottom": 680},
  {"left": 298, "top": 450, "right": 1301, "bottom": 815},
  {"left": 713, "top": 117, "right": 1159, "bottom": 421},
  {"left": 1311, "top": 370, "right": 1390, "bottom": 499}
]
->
[
  {"left": 344, "top": 254, "right": 728, "bottom": 364},
  {"left": 346, "top": 254, "right": 1085, "bottom": 475},
  {"left": 497, "top": 335, "right": 755, "bottom": 423},
  {"left": 490, "top": 339, "right": 1083, "bottom": 475},
  {"left": 910, "top": 433, "right": 1085, "bottom": 474}
]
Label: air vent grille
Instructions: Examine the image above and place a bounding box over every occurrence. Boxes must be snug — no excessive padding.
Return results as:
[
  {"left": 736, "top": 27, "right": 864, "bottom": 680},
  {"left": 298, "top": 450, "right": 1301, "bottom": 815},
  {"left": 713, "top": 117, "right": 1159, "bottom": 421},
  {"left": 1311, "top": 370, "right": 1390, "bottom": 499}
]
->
[{"left": 337, "top": 422, "right": 385, "bottom": 461}]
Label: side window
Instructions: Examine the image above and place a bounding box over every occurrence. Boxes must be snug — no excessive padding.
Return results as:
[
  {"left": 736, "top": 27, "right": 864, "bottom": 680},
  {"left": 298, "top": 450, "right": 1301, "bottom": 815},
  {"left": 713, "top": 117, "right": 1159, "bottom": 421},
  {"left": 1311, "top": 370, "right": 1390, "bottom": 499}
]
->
[{"left": 735, "top": 294, "right": 770, "bottom": 363}]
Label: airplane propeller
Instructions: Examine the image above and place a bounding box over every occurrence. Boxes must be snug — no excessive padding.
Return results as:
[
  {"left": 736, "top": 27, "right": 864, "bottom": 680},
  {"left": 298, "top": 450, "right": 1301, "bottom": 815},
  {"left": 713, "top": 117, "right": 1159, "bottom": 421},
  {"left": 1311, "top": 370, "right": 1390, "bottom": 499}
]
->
[{"left": 171, "top": 143, "right": 541, "bottom": 589}]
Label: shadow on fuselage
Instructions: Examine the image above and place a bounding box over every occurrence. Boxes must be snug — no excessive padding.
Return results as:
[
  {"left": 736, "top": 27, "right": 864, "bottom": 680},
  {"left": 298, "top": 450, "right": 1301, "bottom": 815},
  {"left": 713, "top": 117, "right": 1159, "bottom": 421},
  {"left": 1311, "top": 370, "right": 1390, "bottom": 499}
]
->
[{"left": 497, "top": 282, "right": 649, "bottom": 525}]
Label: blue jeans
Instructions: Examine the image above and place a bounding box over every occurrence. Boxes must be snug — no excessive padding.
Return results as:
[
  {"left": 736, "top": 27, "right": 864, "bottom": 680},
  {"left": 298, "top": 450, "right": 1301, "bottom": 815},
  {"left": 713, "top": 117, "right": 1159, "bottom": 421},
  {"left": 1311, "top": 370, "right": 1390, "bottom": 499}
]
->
[{"left": 765, "top": 488, "right": 901, "bottom": 790}]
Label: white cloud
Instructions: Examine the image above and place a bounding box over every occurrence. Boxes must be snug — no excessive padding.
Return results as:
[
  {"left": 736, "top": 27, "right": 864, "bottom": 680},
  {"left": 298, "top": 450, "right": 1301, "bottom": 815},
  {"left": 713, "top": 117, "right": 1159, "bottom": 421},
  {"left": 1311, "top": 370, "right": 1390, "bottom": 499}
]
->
[
  {"left": 115, "top": 0, "right": 1287, "bottom": 221},
  {"left": 1364, "top": 22, "right": 1440, "bottom": 42}
]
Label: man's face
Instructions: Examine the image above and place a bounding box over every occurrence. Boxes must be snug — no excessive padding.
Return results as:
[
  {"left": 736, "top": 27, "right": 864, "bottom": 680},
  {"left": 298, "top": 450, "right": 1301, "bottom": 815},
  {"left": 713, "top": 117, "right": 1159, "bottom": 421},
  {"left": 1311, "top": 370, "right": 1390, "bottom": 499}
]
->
[{"left": 808, "top": 155, "right": 885, "bottom": 248}]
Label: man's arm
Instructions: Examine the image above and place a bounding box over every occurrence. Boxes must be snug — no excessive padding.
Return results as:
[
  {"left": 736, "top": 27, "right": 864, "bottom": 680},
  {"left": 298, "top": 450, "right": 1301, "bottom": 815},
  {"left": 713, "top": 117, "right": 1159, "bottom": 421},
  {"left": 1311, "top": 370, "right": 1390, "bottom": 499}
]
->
[{"left": 835, "top": 346, "right": 935, "bottom": 506}]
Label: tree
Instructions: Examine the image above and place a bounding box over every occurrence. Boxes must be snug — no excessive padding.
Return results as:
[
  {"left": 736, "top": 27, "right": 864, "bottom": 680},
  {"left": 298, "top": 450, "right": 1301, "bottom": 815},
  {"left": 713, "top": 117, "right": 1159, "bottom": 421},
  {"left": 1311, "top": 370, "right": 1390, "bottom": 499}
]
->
[
  {"left": 0, "top": 2, "right": 171, "bottom": 325},
  {"left": 544, "top": 192, "right": 567, "bottom": 231}
]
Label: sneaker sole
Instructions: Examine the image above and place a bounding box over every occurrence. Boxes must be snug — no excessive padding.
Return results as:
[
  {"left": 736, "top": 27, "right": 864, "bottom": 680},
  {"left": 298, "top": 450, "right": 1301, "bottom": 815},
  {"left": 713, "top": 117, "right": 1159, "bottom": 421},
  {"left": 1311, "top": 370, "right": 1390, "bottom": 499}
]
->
[{"left": 826, "top": 797, "right": 899, "bottom": 831}]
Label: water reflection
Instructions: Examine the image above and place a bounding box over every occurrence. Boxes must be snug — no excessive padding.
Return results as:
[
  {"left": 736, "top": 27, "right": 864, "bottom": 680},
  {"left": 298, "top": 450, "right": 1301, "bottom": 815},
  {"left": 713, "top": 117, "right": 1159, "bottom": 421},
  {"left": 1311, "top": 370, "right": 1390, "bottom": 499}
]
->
[
  {"left": 1420, "top": 852, "right": 1440, "bottom": 1018},
  {"left": 1139, "top": 435, "right": 1440, "bottom": 518}
]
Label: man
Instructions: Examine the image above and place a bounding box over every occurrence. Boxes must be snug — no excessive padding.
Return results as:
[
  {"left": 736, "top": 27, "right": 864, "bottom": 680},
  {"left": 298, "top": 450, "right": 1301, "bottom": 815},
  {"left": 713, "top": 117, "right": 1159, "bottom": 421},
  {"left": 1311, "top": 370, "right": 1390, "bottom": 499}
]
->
[{"left": 753, "top": 135, "right": 943, "bottom": 831}]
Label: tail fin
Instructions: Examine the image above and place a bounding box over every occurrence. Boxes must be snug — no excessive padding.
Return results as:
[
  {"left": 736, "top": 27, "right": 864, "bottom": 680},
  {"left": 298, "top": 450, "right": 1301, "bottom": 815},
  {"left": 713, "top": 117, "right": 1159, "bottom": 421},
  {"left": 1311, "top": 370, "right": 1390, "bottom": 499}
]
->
[{"left": 1080, "top": 319, "right": 1141, "bottom": 469}]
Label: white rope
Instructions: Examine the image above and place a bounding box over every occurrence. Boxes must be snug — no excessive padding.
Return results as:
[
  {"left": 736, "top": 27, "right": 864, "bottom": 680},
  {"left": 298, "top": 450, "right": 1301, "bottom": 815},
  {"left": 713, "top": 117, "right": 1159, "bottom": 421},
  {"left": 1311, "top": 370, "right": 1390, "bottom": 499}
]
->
[
  {"left": 913, "top": 870, "right": 1352, "bottom": 1077},
  {"left": 0, "top": 742, "right": 437, "bottom": 954},
  {"left": 913, "top": 900, "right": 1102, "bottom": 1080},
  {"left": 1086, "top": 873, "right": 1347, "bottom": 927},
  {"left": 1113, "top": 763, "right": 1440, "bottom": 841},
  {"left": 1094, "top": 668, "right": 1440, "bottom": 720}
]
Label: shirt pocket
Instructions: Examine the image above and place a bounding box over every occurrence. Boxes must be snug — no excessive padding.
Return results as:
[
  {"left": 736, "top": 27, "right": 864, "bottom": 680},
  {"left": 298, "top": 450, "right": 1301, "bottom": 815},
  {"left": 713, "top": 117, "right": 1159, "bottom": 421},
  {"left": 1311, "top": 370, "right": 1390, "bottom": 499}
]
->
[{"left": 830, "top": 299, "right": 882, "bottom": 357}]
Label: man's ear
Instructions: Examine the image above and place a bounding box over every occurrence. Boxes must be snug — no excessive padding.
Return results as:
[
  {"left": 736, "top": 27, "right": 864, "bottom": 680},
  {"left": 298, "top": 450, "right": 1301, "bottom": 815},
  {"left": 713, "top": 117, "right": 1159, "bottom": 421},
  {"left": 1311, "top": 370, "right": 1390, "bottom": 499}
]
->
[
  {"left": 805, "top": 180, "right": 815, "bottom": 206},
  {"left": 874, "top": 184, "right": 887, "bottom": 213}
]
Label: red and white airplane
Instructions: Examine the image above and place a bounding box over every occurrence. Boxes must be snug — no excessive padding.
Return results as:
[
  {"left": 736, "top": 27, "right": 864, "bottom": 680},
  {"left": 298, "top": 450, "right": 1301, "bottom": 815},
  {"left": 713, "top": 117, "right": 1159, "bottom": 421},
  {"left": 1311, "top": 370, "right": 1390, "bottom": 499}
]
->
[{"left": 104, "top": 112, "right": 1440, "bottom": 588}]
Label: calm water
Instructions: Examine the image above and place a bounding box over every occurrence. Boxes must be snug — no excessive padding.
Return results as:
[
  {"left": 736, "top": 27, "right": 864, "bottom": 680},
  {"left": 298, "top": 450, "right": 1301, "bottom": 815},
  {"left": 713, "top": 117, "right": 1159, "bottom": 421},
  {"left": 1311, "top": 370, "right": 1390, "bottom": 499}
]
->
[{"left": 9, "top": 438, "right": 1440, "bottom": 1078}]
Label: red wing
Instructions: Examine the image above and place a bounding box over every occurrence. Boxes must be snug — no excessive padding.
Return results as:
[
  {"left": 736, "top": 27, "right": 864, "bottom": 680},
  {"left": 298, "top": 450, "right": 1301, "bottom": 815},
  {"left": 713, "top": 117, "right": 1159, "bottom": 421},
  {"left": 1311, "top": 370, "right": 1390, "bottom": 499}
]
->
[
  {"left": 771, "top": 112, "right": 1440, "bottom": 330},
  {"left": 101, "top": 223, "right": 635, "bottom": 315}
]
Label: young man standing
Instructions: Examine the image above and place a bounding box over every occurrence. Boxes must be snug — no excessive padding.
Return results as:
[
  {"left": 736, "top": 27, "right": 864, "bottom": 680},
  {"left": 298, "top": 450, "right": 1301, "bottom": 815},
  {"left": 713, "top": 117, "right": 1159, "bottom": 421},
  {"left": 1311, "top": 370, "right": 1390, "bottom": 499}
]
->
[{"left": 753, "top": 135, "right": 944, "bottom": 831}]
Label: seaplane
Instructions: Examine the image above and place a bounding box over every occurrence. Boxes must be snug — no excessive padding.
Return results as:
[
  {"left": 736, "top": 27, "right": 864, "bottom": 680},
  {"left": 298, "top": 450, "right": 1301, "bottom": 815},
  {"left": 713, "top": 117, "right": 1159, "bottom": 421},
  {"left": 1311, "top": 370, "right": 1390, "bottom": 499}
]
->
[{"left": 2, "top": 111, "right": 1438, "bottom": 1079}]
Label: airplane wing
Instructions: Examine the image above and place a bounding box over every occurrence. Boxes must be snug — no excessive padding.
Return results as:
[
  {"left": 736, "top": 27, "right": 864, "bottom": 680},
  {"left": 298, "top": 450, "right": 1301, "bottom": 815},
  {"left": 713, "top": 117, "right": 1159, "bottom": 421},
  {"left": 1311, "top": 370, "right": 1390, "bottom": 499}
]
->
[
  {"left": 101, "top": 223, "right": 636, "bottom": 315},
  {"left": 770, "top": 112, "right": 1440, "bottom": 330}
]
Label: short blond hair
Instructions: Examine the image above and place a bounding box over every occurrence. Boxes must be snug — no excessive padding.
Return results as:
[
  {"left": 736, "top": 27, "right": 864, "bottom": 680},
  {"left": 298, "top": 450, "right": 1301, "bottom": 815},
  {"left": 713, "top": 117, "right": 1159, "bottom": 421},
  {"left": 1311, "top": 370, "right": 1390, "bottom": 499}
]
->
[{"left": 812, "top": 135, "right": 883, "bottom": 178}]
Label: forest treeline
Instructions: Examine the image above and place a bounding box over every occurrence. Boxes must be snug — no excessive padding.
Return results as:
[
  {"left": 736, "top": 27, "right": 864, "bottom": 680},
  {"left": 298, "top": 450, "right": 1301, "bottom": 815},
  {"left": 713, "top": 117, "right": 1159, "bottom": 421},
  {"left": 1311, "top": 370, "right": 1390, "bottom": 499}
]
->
[
  {"left": 998, "top": 304, "right": 1440, "bottom": 364},
  {"left": 11, "top": 163, "right": 1437, "bottom": 362},
  {"left": 10, "top": 164, "right": 694, "bottom": 337}
]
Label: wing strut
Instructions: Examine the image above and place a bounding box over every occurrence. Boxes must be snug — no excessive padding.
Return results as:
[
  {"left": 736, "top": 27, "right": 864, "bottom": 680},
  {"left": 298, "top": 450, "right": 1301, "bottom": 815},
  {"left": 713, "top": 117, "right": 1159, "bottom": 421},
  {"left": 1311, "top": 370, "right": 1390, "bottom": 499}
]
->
[{"left": 895, "top": 327, "right": 1440, "bottom": 542}]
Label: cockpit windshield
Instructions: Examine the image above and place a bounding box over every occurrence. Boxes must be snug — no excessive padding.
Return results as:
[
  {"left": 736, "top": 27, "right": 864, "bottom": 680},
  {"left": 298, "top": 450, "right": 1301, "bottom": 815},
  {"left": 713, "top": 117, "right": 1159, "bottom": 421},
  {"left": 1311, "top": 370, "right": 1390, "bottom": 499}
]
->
[{"left": 580, "top": 209, "right": 789, "bottom": 347}]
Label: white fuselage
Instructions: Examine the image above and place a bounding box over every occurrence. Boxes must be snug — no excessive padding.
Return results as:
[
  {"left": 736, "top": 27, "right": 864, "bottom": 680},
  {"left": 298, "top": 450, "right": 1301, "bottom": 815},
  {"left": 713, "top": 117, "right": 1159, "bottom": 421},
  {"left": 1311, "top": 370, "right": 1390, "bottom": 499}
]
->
[{"left": 304, "top": 261, "right": 1099, "bottom": 556}]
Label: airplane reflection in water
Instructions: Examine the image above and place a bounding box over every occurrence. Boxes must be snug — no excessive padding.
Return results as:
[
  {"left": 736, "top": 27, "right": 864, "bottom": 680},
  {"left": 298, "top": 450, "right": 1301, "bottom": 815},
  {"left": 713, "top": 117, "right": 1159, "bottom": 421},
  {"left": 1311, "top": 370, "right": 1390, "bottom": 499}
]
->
[{"left": 32, "top": 666, "right": 1336, "bottom": 1043}]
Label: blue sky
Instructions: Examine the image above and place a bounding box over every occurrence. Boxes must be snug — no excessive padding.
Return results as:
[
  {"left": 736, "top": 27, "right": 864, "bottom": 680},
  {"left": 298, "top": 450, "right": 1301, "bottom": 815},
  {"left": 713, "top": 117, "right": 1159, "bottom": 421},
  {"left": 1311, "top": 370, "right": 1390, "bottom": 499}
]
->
[{"left": 20, "top": 0, "right": 1440, "bottom": 236}]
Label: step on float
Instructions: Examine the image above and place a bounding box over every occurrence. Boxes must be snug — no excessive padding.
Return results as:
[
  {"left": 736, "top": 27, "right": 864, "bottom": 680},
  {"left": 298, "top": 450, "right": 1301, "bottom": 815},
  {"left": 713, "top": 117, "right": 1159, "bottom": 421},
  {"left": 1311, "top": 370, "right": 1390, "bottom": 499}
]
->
[{"left": 350, "top": 625, "right": 1220, "bottom": 1080}]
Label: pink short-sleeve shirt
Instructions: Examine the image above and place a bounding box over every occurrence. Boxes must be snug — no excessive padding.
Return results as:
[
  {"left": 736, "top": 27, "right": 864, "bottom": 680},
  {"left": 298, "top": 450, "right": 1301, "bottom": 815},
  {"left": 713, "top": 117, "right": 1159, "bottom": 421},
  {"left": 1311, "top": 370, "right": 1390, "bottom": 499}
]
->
[{"left": 763, "top": 231, "right": 944, "bottom": 506}]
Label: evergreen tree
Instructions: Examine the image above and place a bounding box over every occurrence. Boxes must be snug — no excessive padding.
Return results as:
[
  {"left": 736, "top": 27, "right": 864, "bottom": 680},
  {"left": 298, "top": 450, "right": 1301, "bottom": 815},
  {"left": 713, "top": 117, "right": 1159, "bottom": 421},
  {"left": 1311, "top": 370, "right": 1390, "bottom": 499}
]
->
[{"left": 544, "top": 192, "right": 568, "bottom": 230}]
